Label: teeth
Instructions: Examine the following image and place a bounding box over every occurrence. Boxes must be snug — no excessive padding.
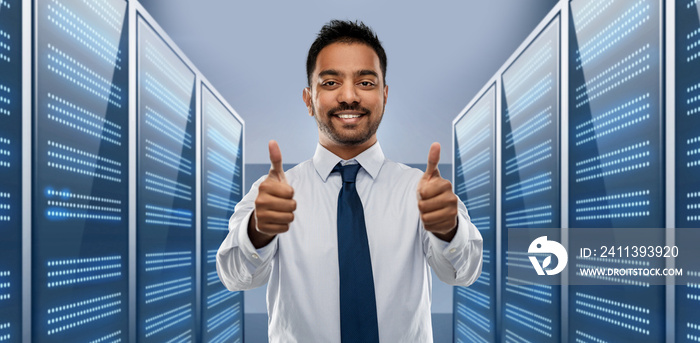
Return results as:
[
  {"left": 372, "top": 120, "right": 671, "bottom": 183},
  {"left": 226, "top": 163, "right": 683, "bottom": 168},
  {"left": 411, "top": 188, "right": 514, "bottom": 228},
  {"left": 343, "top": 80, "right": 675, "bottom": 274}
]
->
[{"left": 337, "top": 114, "right": 361, "bottom": 119}]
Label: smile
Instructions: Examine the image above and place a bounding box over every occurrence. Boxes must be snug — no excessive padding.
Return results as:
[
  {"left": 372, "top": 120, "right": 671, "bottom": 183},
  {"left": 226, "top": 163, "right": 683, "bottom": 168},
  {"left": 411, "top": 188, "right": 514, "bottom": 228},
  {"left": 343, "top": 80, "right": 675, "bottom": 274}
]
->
[{"left": 336, "top": 114, "right": 362, "bottom": 119}]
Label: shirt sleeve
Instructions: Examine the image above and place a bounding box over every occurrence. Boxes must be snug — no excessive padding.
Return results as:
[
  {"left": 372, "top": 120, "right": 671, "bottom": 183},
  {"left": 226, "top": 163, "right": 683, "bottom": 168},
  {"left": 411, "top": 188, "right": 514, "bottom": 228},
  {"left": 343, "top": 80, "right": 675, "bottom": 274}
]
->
[
  {"left": 422, "top": 199, "right": 484, "bottom": 286},
  {"left": 216, "top": 175, "right": 278, "bottom": 291}
]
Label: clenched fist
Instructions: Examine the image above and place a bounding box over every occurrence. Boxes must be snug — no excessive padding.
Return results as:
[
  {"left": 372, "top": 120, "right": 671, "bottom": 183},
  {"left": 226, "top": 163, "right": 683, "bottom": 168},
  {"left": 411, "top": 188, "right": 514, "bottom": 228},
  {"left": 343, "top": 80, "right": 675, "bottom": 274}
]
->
[
  {"left": 417, "top": 143, "right": 459, "bottom": 242},
  {"left": 248, "top": 140, "right": 296, "bottom": 248}
]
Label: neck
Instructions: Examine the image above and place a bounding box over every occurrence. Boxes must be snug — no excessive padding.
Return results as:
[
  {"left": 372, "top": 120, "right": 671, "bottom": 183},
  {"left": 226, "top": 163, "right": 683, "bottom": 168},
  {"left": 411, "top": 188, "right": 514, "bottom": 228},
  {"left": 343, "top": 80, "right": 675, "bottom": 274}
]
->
[{"left": 320, "top": 137, "right": 377, "bottom": 160}]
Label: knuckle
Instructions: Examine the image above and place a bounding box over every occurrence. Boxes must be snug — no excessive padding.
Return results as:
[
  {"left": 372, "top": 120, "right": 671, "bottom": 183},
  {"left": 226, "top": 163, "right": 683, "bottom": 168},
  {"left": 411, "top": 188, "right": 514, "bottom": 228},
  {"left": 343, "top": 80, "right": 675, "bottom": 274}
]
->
[
  {"left": 416, "top": 182, "right": 425, "bottom": 194},
  {"left": 259, "top": 212, "right": 272, "bottom": 222},
  {"left": 440, "top": 180, "right": 452, "bottom": 191},
  {"left": 419, "top": 188, "right": 430, "bottom": 199},
  {"left": 281, "top": 185, "right": 294, "bottom": 199},
  {"left": 262, "top": 224, "right": 278, "bottom": 234}
]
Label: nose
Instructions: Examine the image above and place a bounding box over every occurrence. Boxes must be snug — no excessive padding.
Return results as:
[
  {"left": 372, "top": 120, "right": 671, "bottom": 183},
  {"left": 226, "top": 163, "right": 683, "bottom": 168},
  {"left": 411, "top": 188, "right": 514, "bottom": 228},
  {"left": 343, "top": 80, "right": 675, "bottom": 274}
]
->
[{"left": 337, "top": 83, "right": 359, "bottom": 105}]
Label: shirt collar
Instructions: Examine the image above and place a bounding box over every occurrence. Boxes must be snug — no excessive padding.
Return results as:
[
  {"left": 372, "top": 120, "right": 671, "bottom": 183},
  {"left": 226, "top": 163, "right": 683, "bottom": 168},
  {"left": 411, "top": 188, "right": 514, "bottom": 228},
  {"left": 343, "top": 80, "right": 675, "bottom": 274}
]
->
[{"left": 313, "top": 142, "right": 385, "bottom": 182}]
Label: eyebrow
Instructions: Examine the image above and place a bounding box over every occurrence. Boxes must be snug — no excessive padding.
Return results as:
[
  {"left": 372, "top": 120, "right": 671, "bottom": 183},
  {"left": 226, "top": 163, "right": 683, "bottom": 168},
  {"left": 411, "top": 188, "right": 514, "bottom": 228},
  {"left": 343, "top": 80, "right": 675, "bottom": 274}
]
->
[
  {"left": 357, "top": 70, "right": 379, "bottom": 78},
  {"left": 317, "top": 69, "right": 379, "bottom": 79},
  {"left": 318, "top": 69, "right": 340, "bottom": 78}
]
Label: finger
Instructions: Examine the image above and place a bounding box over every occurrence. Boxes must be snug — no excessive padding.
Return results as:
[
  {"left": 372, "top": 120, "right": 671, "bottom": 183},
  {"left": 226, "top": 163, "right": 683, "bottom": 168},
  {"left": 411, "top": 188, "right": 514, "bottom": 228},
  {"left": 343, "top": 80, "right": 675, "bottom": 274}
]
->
[
  {"left": 418, "top": 191, "right": 457, "bottom": 213},
  {"left": 259, "top": 181, "right": 295, "bottom": 199},
  {"left": 256, "top": 223, "right": 291, "bottom": 235},
  {"left": 418, "top": 178, "right": 453, "bottom": 200},
  {"left": 421, "top": 207, "right": 458, "bottom": 227},
  {"left": 422, "top": 142, "right": 441, "bottom": 179},
  {"left": 423, "top": 217, "right": 458, "bottom": 234},
  {"left": 257, "top": 210, "right": 295, "bottom": 225},
  {"left": 256, "top": 195, "right": 297, "bottom": 212},
  {"left": 268, "top": 140, "right": 286, "bottom": 182}
]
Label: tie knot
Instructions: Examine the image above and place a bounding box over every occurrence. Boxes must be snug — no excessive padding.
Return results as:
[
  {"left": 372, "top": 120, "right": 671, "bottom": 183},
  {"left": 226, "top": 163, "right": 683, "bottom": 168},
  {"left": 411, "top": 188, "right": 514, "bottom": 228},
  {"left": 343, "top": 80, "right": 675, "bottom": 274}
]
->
[{"left": 333, "top": 163, "right": 361, "bottom": 183}]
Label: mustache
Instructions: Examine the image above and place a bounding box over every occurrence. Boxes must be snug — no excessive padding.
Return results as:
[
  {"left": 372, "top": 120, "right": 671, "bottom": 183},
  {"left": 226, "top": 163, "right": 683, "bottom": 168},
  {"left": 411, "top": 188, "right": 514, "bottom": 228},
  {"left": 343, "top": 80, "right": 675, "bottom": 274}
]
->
[{"left": 327, "top": 103, "right": 371, "bottom": 117}]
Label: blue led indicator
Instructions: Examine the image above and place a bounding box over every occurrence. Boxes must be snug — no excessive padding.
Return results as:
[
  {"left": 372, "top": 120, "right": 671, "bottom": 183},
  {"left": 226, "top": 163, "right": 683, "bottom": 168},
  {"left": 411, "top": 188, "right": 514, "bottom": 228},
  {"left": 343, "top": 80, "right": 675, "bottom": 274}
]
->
[
  {"left": 87, "top": 330, "right": 122, "bottom": 343},
  {"left": 504, "top": 303, "right": 553, "bottom": 338},
  {"left": 143, "top": 74, "right": 191, "bottom": 121},
  {"left": 145, "top": 106, "right": 192, "bottom": 148},
  {"left": 206, "top": 303, "right": 241, "bottom": 334},
  {"left": 46, "top": 292, "right": 123, "bottom": 335},
  {"left": 144, "top": 304, "right": 192, "bottom": 338},
  {"left": 145, "top": 171, "right": 192, "bottom": 201},
  {"left": 144, "top": 251, "right": 192, "bottom": 272},
  {"left": 46, "top": 0, "right": 122, "bottom": 69},
  {"left": 145, "top": 277, "right": 193, "bottom": 304},
  {"left": 0, "top": 269, "right": 11, "bottom": 341},
  {"left": 46, "top": 93, "right": 122, "bottom": 145},
  {"left": 46, "top": 256, "right": 122, "bottom": 287}
]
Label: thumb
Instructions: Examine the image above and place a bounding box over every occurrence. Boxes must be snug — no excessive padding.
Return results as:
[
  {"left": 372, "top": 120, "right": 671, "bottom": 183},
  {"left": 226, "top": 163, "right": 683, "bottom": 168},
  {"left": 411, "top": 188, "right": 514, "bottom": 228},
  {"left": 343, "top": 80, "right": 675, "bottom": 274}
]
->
[
  {"left": 268, "top": 140, "right": 287, "bottom": 182},
  {"left": 422, "top": 142, "right": 441, "bottom": 180}
]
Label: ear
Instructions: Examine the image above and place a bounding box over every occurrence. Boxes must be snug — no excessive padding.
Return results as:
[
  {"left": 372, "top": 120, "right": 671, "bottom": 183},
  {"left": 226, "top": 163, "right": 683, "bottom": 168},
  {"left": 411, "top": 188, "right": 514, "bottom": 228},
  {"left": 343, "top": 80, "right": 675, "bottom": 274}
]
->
[
  {"left": 302, "top": 87, "right": 313, "bottom": 117},
  {"left": 383, "top": 84, "right": 389, "bottom": 106}
]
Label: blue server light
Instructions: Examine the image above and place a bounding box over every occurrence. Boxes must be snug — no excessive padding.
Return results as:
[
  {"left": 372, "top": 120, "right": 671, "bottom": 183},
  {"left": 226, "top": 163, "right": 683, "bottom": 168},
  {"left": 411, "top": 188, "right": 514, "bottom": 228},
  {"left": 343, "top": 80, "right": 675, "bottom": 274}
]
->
[
  {"left": 136, "top": 15, "right": 197, "bottom": 342},
  {"left": 0, "top": 0, "right": 21, "bottom": 341},
  {"left": 675, "top": 1, "right": 700, "bottom": 341},
  {"left": 452, "top": 83, "right": 496, "bottom": 343},
  {"left": 32, "top": 0, "right": 129, "bottom": 342},
  {"left": 200, "top": 83, "right": 244, "bottom": 343},
  {"left": 568, "top": 0, "right": 664, "bottom": 341},
  {"left": 501, "top": 15, "right": 561, "bottom": 343}
]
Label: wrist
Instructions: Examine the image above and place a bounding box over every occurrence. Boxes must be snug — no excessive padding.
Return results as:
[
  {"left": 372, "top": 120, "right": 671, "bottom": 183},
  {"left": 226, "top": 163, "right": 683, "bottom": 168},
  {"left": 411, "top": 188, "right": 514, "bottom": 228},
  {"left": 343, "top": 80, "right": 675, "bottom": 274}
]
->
[
  {"left": 247, "top": 211, "right": 276, "bottom": 248},
  {"left": 431, "top": 222, "right": 458, "bottom": 242}
]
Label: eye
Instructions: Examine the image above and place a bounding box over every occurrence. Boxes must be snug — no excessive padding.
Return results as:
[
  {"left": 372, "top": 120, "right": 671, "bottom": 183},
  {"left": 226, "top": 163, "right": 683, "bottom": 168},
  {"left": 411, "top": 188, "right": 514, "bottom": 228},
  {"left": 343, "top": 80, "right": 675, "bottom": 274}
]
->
[
  {"left": 322, "top": 81, "right": 337, "bottom": 86},
  {"left": 359, "top": 81, "right": 374, "bottom": 87}
]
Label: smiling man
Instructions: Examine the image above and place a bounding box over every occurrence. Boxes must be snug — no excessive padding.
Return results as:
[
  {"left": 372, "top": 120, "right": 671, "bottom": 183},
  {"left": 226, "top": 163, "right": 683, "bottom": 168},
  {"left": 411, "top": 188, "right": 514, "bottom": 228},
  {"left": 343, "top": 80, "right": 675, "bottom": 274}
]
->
[{"left": 216, "top": 20, "right": 483, "bottom": 342}]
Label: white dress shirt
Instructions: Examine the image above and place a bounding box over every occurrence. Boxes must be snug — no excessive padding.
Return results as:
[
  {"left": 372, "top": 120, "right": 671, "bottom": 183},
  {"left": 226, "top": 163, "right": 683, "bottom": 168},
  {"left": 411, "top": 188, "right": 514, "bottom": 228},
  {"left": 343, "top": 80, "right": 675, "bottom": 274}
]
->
[{"left": 216, "top": 142, "right": 483, "bottom": 342}]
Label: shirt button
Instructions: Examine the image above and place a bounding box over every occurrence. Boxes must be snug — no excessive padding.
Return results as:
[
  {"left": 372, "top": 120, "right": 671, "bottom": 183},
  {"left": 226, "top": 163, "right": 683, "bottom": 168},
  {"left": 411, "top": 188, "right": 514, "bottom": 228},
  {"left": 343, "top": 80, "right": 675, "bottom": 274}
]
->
[
  {"left": 251, "top": 253, "right": 259, "bottom": 259},
  {"left": 449, "top": 248, "right": 457, "bottom": 254}
]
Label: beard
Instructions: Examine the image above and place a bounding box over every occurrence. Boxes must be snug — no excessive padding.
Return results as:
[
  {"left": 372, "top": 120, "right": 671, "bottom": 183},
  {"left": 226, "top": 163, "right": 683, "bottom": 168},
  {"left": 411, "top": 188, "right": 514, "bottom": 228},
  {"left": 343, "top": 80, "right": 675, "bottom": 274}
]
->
[{"left": 312, "top": 101, "right": 383, "bottom": 146}]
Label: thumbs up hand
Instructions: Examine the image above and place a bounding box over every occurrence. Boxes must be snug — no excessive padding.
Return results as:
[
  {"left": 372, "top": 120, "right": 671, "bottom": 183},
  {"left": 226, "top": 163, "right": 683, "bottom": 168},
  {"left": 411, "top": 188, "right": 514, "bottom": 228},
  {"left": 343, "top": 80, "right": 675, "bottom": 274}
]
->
[
  {"left": 417, "top": 143, "right": 459, "bottom": 241},
  {"left": 248, "top": 140, "right": 296, "bottom": 248}
]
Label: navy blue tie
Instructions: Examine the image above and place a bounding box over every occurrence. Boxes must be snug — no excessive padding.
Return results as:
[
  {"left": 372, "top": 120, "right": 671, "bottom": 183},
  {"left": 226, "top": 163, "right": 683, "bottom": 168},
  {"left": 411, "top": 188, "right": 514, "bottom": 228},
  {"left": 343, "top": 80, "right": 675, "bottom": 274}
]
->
[{"left": 333, "top": 163, "right": 380, "bottom": 343}]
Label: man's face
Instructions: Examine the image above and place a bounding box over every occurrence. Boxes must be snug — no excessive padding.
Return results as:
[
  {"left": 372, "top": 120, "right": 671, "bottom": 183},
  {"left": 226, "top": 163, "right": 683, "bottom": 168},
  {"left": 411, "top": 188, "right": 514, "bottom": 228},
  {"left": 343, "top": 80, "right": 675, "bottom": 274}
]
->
[{"left": 303, "top": 42, "right": 388, "bottom": 149}]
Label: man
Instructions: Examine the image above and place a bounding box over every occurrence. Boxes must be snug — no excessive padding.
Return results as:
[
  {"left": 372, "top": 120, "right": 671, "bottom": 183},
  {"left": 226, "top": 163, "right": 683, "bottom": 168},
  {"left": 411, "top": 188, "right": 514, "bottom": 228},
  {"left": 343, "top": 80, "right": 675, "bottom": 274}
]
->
[{"left": 217, "top": 20, "right": 482, "bottom": 342}]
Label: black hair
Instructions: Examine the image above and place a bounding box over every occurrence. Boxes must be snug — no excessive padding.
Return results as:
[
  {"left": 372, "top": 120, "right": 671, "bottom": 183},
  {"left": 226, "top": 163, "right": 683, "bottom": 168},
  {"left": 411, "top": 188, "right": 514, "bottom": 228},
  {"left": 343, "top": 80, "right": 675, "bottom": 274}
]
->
[{"left": 306, "top": 20, "right": 387, "bottom": 87}]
